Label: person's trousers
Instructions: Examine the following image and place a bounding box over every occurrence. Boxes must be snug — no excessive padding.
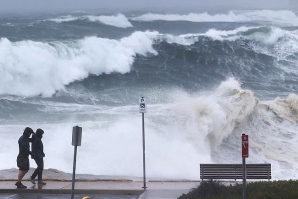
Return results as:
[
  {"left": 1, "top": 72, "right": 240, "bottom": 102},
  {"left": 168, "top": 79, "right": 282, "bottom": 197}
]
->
[{"left": 31, "top": 157, "right": 44, "bottom": 181}]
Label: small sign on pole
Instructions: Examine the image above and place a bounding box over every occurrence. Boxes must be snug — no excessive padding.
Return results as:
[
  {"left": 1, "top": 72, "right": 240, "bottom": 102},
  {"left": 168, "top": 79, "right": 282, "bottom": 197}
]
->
[
  {"left": 139, "top": 97, "right": 146, "bottom": 113},
  {"left": 242, "top": 134, "right": 249, "bottom": 158},
  {"left": 72, "top": 126, "right": 82, "bottom": 146}
]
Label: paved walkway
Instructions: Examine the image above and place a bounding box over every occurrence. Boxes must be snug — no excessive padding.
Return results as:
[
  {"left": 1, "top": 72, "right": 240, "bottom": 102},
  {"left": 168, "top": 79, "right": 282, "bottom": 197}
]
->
[{"left": 0, "top": 180, "right": 200, "bottom": 199}]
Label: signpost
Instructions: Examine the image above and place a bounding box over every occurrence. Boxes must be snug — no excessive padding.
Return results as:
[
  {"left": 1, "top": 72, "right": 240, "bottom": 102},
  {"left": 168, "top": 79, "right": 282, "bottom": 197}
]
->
[
  {"left": 242, "top": 134, "right": 249, "bottom": 199},
  {"left": 71, "top": 126, "right": 82, "bottom": 199},
  {"left": 139, "top": 97, "right": 147, "bottom": 189}
]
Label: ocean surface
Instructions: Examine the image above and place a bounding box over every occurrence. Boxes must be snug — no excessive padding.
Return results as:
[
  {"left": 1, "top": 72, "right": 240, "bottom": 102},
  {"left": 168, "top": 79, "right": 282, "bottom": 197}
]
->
[{"left": 0, "top": 9, "right": 298, "bottom": 180}]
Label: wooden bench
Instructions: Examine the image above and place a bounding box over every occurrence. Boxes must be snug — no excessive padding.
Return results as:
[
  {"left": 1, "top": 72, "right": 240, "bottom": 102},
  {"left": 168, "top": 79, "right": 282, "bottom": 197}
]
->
[{"left": 200, "top": 164, "right": 271, "bottom": 181}]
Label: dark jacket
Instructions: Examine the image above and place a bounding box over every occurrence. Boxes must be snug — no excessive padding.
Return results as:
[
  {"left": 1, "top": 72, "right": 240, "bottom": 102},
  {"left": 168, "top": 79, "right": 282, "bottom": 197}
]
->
[
  {"left": 32, "top": 134, "right": 45, "bottom": 159},
  {"left": 17, "top": 135, "right": 33, "bottom": 158}
]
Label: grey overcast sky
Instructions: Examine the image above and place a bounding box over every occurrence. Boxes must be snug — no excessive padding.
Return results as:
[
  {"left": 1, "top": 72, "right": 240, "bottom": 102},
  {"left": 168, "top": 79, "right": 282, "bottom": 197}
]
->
[{"left": 0, "top": 0, "right": 297, "bottom": 14}]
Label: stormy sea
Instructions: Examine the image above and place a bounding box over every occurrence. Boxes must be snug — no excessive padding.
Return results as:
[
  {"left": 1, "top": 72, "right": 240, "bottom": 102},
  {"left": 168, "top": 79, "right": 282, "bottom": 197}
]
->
[{"left": 0, "top": 9, "right": 298, "bottom": 181}]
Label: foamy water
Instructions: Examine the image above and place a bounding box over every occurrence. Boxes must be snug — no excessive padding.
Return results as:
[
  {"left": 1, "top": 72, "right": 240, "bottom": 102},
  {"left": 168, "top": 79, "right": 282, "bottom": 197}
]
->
[{"left": 1, "top": 79, "right": 298, "bottom": 180}]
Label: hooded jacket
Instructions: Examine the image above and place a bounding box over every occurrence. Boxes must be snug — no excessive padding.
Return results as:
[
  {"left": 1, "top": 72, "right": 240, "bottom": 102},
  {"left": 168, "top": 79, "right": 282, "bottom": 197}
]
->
[
  {"left": 17, "top": 127, "right": 34, "bottom": 158},
  {"left": 32, "top": 129, "right": 45, "bottom": 159}
]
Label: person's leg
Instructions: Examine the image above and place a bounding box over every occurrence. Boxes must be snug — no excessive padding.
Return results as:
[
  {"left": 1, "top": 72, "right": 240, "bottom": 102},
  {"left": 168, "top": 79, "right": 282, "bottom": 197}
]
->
[
  {"left": 16, "top": 157, "right": 29, "bottom": 188},
  {"left": 33, "top": 158, "right": 46, "bottom": 185},
  {"left": 38, "top": 158, "right": 46, "bottom": 185},
  {"left": 17, "top": 170, "right": 27, "bottom": 182},
  {"left": 16, "top": 170, "right": 28, "bottom": 188},
  {"left": 37, "top": 158, "right": 44, "bottom": 182},
  {"left": 31, "top": 158, "right": 40, "bottom": 182}
]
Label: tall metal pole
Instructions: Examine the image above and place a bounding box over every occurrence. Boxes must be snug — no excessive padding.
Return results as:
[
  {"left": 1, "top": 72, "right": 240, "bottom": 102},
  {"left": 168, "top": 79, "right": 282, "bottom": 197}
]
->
[
  {"left": 142, "top": 112, "right": 147, "bottom": 190},
  {"left": 71, "top": 145, "right": 77, "bottom": 199},
  {"left": 242, "top": 157, "right": 246, "bottom": 199}
]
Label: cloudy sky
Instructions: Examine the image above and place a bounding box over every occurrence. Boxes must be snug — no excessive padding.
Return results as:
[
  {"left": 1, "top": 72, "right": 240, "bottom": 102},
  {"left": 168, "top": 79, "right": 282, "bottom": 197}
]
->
[{"left": 0, "top": 0, "right": 297, "bottom": 14}]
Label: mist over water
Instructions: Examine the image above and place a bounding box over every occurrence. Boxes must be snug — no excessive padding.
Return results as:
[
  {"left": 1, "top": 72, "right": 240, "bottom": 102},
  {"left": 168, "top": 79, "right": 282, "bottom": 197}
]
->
[{"left": 0, "top": 10, "right": 298, "bottom": 180}]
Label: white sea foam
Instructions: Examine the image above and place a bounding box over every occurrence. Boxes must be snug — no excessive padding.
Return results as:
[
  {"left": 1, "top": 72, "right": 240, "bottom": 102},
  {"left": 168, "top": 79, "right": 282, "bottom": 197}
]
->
[
  {"left": 131, "top": 11, "right": 245, "bottom": 22},
  {"left": 86, "top": 14, "right": 133, "bottom": 28},
  {"left": 204, "top": 26, "right": 255, "bottom": 41},
  {"left": 47, "top": 15, "right": 78, "bottom": 23},
  {"left": 0, "top": 79, "right": 298, "bottom": 180},
  {"left": 202, "top": 26, "right": 290, "bottom": 45},
  {"left": 158, "top": 33, "right": 201, "bottom": 46},
  {"left": 46, "top": 14, "right": 133, "bottom": 28},
  {"left": 2, "top": 23, "right": 14, "bottom": 27},
  {"left": 159, "top": 26, "right": 294, "bottom": 47},
  {"left": 160, "top": 26, "right": 298, "bottom": 62},
  {"left": 131, "top": 10, "right": 298, "bottom": 26}
]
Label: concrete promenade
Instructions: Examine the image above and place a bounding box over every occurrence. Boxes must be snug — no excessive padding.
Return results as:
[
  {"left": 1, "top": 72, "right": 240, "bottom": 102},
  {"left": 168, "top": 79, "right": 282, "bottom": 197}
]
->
[
  {"left": 0, "top": 168, "right": 200, "bottom": 199},
  {"left": 0, "top": 180, "right": 200, "bottom": 199}
]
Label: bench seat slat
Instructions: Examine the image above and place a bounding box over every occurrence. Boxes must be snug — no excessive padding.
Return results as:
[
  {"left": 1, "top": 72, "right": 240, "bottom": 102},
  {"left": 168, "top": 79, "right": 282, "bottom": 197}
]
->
[{"left": 200, "top": 164, "right": 271, "bottom": 180}]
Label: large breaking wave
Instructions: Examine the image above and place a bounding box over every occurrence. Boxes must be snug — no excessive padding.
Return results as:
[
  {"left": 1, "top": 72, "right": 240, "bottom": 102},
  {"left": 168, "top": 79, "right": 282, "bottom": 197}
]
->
[
  {"left": 0, "top": 31, "right": 157, "bottom": 97},
  {"left": 0, "top": 26, "right": 297, "bottom": 97}
]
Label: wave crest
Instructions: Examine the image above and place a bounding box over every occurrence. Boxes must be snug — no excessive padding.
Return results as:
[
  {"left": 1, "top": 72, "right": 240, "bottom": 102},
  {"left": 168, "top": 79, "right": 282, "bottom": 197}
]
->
[
  {"left": 131, "top": 10, "right": 298, "bottom": 26},
  {"left": 0, "top": 31, "right": 157, "bottom": 97},
  {"left": 45, "top": 13, "right": 133, "bottom": 28}
]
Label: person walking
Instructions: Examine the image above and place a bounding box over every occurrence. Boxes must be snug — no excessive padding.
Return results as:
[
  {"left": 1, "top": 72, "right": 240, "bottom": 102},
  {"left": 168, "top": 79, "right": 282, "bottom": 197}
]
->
[
  {"left": 30, "top": 128, "right": 46, "bottom": 185},
  {"left": 16, "top": 127, "right": 35, "bottom": 188}
]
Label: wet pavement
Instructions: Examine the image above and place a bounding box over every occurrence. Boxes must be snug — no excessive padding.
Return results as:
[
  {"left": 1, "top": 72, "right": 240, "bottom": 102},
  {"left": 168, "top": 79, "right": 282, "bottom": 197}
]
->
[
  {"left": 0, "top": 180, "right": 200, "bottom": 199},
  {"left": 0, "top": 193, "right": 138, "bottom": 199}
]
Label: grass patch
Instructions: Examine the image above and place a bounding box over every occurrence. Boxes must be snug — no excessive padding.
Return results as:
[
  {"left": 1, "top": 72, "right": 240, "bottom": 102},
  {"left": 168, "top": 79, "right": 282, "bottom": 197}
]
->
[{"left": 178, "top": 180, "right": 298, "bottom": 199}]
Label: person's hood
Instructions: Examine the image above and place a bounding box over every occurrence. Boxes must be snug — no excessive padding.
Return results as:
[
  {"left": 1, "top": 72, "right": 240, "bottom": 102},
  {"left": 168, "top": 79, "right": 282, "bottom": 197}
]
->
[
  {"left": 36, "top": 128, "right": 44, "bottom": 139},
  {"left": 23, "top": 127, "right": 33, "bottom": 137}
]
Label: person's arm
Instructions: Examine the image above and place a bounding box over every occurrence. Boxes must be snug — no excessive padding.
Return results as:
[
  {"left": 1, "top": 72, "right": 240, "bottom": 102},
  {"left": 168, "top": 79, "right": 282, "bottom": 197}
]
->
[
  {"left": 29, "top": 133, "right": 35, "bottom": 143},
  {"left": 42, "top": 141, "right": 45, "bottom": 157},
  {"left": 19, "top": 138, "right": 33, "bottom": 155}
]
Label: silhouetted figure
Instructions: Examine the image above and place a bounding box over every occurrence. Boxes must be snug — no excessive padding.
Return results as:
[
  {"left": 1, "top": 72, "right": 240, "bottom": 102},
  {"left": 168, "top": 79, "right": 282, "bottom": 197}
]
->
[
  {"left": 30, "top": 128, "right": 46, "bottom": 185},
  {"left": 16, "top": 127, "right": 35, "bottom": 188}
]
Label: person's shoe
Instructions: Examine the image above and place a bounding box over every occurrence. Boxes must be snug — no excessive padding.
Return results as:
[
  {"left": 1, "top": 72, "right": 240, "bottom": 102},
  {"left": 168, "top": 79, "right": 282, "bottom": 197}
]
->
[
  {"left": 30, "top": 176, "right": 36, "bottom": 184},
  {"left": 38, "top": 181, "right": 46, "bottom": 185},
  {"left": 19, "top": 182, "right": 27, "bottom": 188},
  {"left": 15, "top": 182, "right": 27, "bottom": 188},
  {"left": 15, "top": 182, "right": 20, "bottom": 188}
]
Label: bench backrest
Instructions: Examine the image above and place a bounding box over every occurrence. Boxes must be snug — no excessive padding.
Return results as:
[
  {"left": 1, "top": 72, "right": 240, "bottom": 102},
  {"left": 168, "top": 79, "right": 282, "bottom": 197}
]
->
[{"left": 200, "top": 164, "right": 271, "bottom": 180}]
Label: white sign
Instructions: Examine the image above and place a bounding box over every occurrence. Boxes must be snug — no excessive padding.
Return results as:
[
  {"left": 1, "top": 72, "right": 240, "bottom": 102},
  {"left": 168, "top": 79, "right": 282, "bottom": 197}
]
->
[{"left": 139, "top": 97, "right": 147, "bottom": 113}]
